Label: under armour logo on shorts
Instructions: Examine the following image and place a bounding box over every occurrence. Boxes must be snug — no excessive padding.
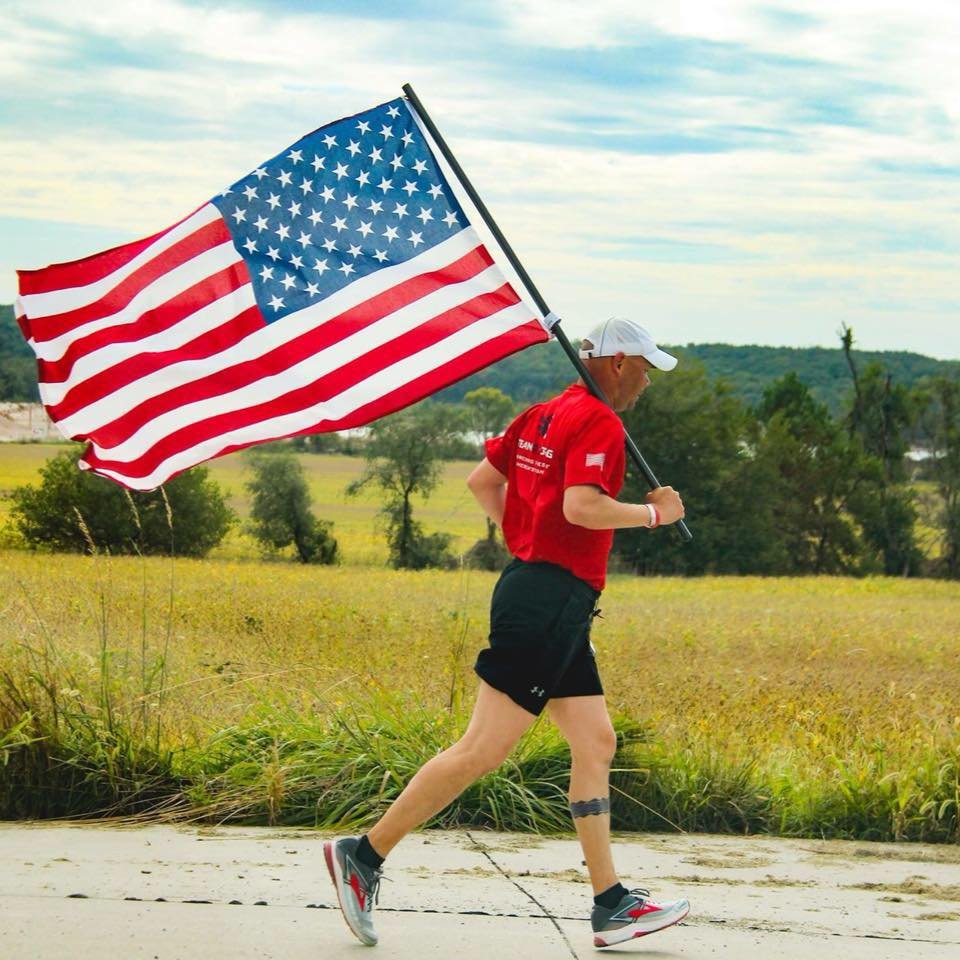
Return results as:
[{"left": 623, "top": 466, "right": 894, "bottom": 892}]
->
[
  {"left": 585, "top": 452, "right": 605, "bottom": 468},
  {"left": 530, "top": 686, "right": 545, "bottom": 697}
]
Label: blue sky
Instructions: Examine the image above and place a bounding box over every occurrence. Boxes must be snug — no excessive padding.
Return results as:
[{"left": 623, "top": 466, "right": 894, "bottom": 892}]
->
[{"left": 2, "top": 0, "right": 958, "bottom": 358}]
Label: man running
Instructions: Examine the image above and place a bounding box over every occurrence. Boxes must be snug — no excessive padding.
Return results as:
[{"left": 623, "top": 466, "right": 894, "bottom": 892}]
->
[{"left": 325, "top": 317, "right": 689, "bottom": 949}]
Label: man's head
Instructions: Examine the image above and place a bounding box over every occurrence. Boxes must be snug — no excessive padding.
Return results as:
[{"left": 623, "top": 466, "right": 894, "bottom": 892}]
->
[{"left": 578, "top": 317, "right": 677, "bottom": 412}]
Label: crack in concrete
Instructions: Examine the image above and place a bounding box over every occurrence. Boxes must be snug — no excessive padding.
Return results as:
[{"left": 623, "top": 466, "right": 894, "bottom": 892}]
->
[{"left": 463, "top": 829, "right": 582, "bottom": 960}]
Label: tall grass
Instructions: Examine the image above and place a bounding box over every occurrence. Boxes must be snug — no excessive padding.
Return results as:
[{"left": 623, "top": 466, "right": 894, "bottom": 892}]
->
[{"left": 1, "top": 539, "right": 958, "bottom": 839}]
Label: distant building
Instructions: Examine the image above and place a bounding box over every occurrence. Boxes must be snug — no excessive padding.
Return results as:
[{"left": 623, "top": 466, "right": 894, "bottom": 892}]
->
[{"left": 0, "top": 403, "right": 61, "bottom": 442}]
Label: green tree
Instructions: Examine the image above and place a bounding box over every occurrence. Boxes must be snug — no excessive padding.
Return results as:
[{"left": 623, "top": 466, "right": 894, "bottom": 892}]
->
[
  {"left": 916, "top": 376, "right": 960, "bottom": 578},
  {"left": 841, "top": 327, "right": 922, "bottom": 576},
  {"left": 463, "top": 387, "right": 515, "bottom": 569},
  {"left": 245, "top": 451, "right": 338, "bottom": 564},
  {"left": 616, "top": 362, "right": 786, "bottom": 575},
  {"left": 10, "top": 448, "right": 234, "bottom": 556},
  {"left": 753, "top": 373, "right": 873, "bottom": 574},
  {"left": 463, "top": 386, "right": 515, "bottom": 442},
  {"left": 347, "top": 402, "right": 465, "bottom": 569}
]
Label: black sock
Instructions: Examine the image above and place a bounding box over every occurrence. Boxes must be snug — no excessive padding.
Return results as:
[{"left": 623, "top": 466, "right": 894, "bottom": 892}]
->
[
  {"left": 594, "top": 882, "right": 628, "bottom": 909},
  {"left": 356, "top": 834, "right": 385, "bottom": 870}
]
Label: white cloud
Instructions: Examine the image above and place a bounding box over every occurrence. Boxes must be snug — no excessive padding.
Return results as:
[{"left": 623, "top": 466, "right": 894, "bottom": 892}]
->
[{"left": 1, "top": 0, "right": 957, "bottom": 357}]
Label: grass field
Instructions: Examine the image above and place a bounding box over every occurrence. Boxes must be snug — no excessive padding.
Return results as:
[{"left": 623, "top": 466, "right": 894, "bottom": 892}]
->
[{"left": 2, "top": 443, "right": 959, "bottom": 838}]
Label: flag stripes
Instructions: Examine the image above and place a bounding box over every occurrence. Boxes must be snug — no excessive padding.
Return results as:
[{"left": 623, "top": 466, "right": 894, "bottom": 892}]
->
[{"left": 19, "top": 215, "right": 545, "bottom": 490}]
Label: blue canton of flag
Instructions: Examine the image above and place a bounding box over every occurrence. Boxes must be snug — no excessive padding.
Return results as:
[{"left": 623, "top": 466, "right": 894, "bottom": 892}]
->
[{"left": 212, "top": 98, "right": 467, "bottom": 323}]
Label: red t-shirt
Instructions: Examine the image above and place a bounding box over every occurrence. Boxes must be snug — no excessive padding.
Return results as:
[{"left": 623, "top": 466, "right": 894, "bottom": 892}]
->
[{"left": 485, "top": 383, "right": 626, "bottom": 591}]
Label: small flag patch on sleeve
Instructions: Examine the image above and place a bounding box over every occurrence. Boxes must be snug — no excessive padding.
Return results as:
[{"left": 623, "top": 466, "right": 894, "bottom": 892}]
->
[{"left": 585, "top": 452, "right": 605, "bottom": 468}]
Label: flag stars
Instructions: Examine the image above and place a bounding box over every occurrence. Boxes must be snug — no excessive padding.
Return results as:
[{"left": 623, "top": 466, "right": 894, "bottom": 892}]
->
[
  {"left": 296, "top": 231, "right": 312, "bottom": 248},
  {"left": 320, "top": 185, "right": 336, "bottom": 203},
  {"left": 321, "top": 238, "right": 338, "bottom": 252},
  {"left": 288, "top": 200, "right": 302, "bottom": 218},
  {"left": 332, "top": 216, "right": 348, "bottom": 232},
  {"left": 308, "top": 209, "right": 324, "bottom": 226},
  {"left": 347, "top": 243, "right": 362, "bottom": 259},
  {"left": 443, "top": 210, "right": 459, "bottom": 228},
  {"left": 355, "top": 170, "right": 370, "bottom": 187},
  {"left": 260, "top": 265, "right": 274, "bottom": 281},
  {"left": 275, "top": 223, "right": 291, "bottom": 241},
  {"left": 412, "top": 159, "right": 428, "bottom": 175},
  {"left": 368, "top": 199, "right": 384, "bottom": 214},
  {"left": 299, "top": 178, "right": 314, "bottom": 195},
  {"left": 267, "top": 193, "right": 281, "bottom": 210},
  {"left": 374, "top": 249, "right": 389, "bottom": 262},
  {"left": 313, "top": 258, "right": 329, "bottom": 275},
  {"left": 305, "top": 281, "right": 320, "bottom": 297},
  {"left": 311, "top": 155, "right": 325, "bottom": 172},
  {"left": 339, "top": 262, "right": 355, "bottom": 276},
  {"left": 357, "top": 220, "right": 373, "bottom": 237},
  {"left": 267, "top": 246, "right": 281, "bottom": 261},
  {"left": 333, "top": 162, "right": 350, "bottom": 180},
  {"left": 343, "top": 193, "right": 359, "bottom": 210},
  {"left": 390, "top": 154, "right": 404, "bottom": 171},
  {"left": 347, "top": 140, "right": 361, "bottom": 157},
  {"left": 383, "top": 225, "right": 399, "bottom": 242},
  {"left": 290, "top": 253, "right": 305, "bottom": 269},
  {"left": 242, "top": 184, "right": 258, "bottom": 201},
  {"left": 387, "top": 105, "right": 400, "bottom": 118},
  {"left": 401, "top": 131, "right": 414, "bottom": 147},
  {"left": 253, "top": 166, "right": 268, "bottom": 180},
  {"left": 393, "top": 202, "right": 408, "bottom": 219},
  {"left": 368, "top": 146, "right": 383, "bottom": 163},
  {"left": 243, "top": 238, "right": 257, "bottom": 254},
  {"left": 287, "top": 149, "right": 303, "bottom": 164},
  {"left": 356, "top": 120, "right": 371, "bottom": 135},
  {"left": 253, "top": 215, "right": 269, "bottom": 233},
  {"left": 277, "top": 170, "right": 292, "bottom": 187},
  {"left": 402, "top": 180, "right": 419, "bottom": 196},
  {"left": 417, "top": 207, "right": 433, "bottom": 224},
  {"left": 280, "top": 274, "right": 297, "bottom": 291},
  {"left": 408, "top": 230, "right": 424, "bottom": 248},
  {"left": 377, "top": 176, "right": 393, "bottom": 193},
  {"left": 380, "top": 124, "right": 393, "bottom": 140},
  {"left": 231, "top": 207, "right": 247, "bottom": 223},
  {"left": 323, "top": 134, "right": 338, "bottom": 148},
  {"left": 268, "top": 294, "right": 285, "bottom": 311},
  {"left": 428, "top": 184, "right": 443, "bottom": 200}
]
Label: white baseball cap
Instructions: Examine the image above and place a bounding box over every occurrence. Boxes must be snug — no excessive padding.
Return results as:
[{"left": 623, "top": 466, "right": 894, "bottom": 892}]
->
[{"left": 577, "top": 317, "right": 678, "bottom": 371}]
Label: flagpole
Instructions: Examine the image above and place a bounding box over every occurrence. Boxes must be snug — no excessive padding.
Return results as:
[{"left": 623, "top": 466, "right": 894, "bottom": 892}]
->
[{"left": 403, "top": 83, "right": 693, "bottom": 542}]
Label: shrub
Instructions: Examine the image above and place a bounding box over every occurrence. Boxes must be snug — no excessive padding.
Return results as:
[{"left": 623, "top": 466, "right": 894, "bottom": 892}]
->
[{"left": 10, "top": 448, "right": 234, "bottom": 556}]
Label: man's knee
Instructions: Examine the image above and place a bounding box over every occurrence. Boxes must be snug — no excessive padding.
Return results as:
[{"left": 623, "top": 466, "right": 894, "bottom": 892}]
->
[
  {"left": 454, "top": 736, "right": 516, "bottom": 777},
  {"left": 569, "top": 723, "right": 618, "bottom": 767}
]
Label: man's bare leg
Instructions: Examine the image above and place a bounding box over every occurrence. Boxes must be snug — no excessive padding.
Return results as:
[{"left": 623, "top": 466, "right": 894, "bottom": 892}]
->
[
  {"left": 366, "top": 681, "right": 536, "bottom": 857},
  {"left": 547, "top": 695, "right": 619, "bottom": 894}
]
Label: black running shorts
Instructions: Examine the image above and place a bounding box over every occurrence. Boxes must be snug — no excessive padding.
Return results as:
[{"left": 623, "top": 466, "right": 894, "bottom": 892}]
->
[{"left": 474, "top": 558, "right": 603, "bottom": 716}]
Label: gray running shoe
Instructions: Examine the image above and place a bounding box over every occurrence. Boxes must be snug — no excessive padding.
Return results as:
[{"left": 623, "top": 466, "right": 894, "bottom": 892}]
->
[
  {"left": 324, "top": 836, "right": 383, "bottom": 946},
  {"left": 591, "top": 887, "right": 689, "bottom": 947}
]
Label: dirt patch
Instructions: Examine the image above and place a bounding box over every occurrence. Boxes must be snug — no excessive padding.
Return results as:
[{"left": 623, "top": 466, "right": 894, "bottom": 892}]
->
[
  {"left": 802, "top": 840, "right": 960, "bottom": 866},
  {"left": 682, "top": 854, "right": 774, "bottom": 869},
  {"left": 847, "top": 876, "right": 960, "bottom": 902},
  {"left": 658, "top": 873, "right": 815, "bottom": 888},
  {"left": 460, "top": 835, "right": 546, "bottom": 853}
]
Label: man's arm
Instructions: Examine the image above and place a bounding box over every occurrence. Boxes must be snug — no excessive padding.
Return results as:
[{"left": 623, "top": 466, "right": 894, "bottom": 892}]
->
[
  {"left": 563, "top": 484, "right": 684, "bottom": 530},
  {"left": 467, "top": 458, "right": 507, "bottom": 528}
]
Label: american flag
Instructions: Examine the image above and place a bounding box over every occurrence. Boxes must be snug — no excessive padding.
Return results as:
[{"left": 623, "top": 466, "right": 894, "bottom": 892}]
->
[{"left": 15, "top": 97, "right": 549, "bottom": 491}]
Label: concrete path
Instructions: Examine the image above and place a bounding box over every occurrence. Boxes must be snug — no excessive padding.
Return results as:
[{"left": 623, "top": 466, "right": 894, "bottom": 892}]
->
[{"left": 1, "top": 822, "right": 959, "bottom": 959}]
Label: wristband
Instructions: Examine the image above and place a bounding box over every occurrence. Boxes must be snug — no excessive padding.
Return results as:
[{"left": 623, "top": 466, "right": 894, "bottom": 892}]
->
[{"left": 646, "top": 503, "right": 660, "bottom": 528}]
